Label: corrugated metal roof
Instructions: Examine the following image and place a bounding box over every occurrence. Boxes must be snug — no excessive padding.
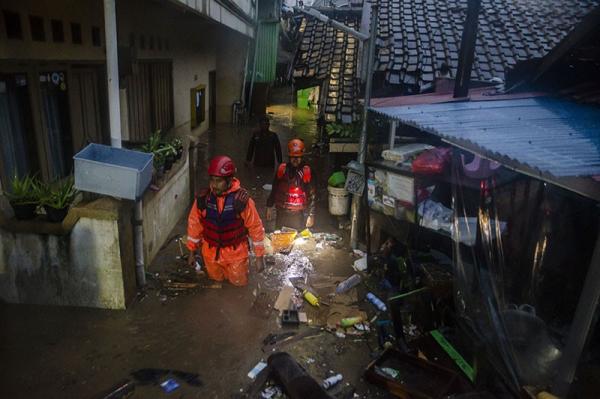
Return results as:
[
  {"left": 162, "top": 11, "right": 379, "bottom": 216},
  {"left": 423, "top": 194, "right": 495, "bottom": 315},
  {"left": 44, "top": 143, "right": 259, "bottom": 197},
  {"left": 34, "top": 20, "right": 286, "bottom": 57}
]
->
[
  {"left": 370, "top": 97, "right": 600, "bottom": 178},
  {"left": 253, "top": 21, "right": 279, "bottom": 83}
]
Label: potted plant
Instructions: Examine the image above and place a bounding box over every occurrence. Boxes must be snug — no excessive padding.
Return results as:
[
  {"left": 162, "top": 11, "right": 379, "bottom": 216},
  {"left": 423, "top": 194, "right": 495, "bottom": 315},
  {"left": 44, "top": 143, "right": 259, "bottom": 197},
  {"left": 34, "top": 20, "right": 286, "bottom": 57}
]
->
[
  {"left": 171, "top": 137, "right": 184, "bottom": 160},
  {"left": 6, "top": 174, "right": 42, "bottom": 220},
  {"left": 41, "top": 177, "right": 77, "bottom": 223}
]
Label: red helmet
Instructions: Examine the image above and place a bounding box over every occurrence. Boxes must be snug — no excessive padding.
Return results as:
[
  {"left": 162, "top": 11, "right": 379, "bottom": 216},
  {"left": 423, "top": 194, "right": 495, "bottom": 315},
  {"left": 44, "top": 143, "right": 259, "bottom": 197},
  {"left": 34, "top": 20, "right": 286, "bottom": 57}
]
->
[
  {"left": 208, "top": 155, "right": 236, "bottom": 177},
  {"left": 288, "top": 139, "right": 305, "bottom": 156}
]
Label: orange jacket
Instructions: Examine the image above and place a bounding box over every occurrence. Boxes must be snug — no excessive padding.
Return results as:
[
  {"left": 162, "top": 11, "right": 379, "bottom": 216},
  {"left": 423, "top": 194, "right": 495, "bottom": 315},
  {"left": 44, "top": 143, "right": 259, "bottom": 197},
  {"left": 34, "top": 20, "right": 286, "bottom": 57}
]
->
[{"left": 187, "top": 178, "right": 265, "bottom": 257}]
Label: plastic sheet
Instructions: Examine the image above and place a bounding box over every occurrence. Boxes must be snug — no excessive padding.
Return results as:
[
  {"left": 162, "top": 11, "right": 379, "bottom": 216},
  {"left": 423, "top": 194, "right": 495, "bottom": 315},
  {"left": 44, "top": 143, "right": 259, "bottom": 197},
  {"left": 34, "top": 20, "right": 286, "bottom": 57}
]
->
[{"left": 450, "top": 151, "right": 599, "bottom": 392}]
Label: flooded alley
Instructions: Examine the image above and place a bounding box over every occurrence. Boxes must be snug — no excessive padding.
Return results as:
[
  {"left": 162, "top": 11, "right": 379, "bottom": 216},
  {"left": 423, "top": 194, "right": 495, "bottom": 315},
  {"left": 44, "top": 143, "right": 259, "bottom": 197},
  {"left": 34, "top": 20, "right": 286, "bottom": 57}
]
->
[{"left": 0, "top": 89, "right": 384, "bottom": 399}]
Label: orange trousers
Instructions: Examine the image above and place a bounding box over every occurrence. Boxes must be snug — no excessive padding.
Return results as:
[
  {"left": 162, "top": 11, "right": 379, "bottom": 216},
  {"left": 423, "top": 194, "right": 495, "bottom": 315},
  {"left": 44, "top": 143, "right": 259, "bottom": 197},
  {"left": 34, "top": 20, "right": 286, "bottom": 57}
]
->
[{"left": 201, "top": 242, "right": 249, "bottom": 286}]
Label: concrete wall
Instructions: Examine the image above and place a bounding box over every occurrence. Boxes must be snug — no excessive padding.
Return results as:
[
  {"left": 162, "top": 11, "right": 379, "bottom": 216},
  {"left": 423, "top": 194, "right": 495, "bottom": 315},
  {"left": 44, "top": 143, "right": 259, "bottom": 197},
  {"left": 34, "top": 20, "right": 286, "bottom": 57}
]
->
[
  {"left": 0, "top": 199, "right": 136, "bottom": 309},
  {"left": 216, "top": 29, "right": 250, "bottom": 123},
  {"left": 116, "top": 0, "right": 217, "bottom": 138},
  {"left": 0, "top": 0, "right": 105, "bottom": 61},
  {"left": 142, "top": 156, "right": 191, "bottom": 263},
  {"left": 172, "top": 0, "right": 255, "bottom": 37}
]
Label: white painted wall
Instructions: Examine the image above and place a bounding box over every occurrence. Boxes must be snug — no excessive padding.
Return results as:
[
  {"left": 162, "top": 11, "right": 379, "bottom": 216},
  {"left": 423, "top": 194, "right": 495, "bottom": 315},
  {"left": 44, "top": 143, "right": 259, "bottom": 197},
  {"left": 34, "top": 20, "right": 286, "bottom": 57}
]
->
[{"left": 0, "top": 210, "right": 135, "bottom": 309}]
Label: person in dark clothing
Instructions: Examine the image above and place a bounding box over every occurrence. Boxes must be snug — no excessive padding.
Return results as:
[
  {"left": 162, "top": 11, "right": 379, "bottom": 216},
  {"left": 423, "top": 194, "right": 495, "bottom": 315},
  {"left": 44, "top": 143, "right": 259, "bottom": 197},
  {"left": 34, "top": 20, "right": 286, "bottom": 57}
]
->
[
  {"left": 266, "top": 138, "right": 316, "bottom": 231},
  {"left": 245, "top": 116, "right": 282, "bottom": 169}
]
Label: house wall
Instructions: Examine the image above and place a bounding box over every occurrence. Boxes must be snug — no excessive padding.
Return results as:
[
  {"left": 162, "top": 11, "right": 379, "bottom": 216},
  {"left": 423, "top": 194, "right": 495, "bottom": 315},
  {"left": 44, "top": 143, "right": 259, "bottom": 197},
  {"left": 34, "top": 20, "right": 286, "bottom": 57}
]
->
[
  {"left": 171, "top": 0, "right": 255, "bottom": 37},
  {"left": 216, "top": 29, "right": 249, "bottom": 123},
  {"left": 0, "top": 198, "right": 136, "bottom": 309},
  {"left": 116, "top": 0, "right": 218, "bottom": 138},
  {"left": 0, "top": 0, "right": 105, "bottom": 61}
]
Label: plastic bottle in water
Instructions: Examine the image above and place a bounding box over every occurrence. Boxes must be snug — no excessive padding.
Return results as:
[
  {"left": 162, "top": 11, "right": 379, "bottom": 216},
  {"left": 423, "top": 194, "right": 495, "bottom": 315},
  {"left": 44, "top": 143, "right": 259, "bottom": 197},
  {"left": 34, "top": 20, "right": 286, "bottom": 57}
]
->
[
  {"left": 335, "top": 273, "right": 362, "bottom": 294},
  {"left": 367, "top": 292, "right": 387, "bottom": 312},
  {"left": 322, "top": 374, "right": 343, "bottom": 390}
]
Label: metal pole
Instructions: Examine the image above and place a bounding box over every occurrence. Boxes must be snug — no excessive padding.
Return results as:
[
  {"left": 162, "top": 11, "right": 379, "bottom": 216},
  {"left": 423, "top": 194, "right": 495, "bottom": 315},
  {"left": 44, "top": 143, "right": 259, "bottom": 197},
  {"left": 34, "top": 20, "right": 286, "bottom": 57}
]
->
[
  {"left": 350, "top": 2, "right": 378, "bottom": 249},
  {"left": 134, "top": 199, "right": 146, "bottom": 287},
  {"left": 103, "top": 0, "right": 122, "bottom": 148},
  {"left": 388, "top": 119, "right": 397, "bottom": 149},
  {"left": 553, "top": 221, "right": 600, "bottom": 396},
  {"left": 453, "top": 0, "right": 480, "bottom": 98},
  {"left": 247, "top": 0, "right": 261, "bottom": 116}
]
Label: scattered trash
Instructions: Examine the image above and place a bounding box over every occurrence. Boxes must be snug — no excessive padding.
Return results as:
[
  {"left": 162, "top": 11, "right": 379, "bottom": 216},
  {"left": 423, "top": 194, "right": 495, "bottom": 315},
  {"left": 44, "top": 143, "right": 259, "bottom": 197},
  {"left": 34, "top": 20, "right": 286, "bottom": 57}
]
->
[
  {"left": 366, "top": 292, "right": 387, "bottom": 312},
  {"left": 353, "top": 257, "right": 367, "bottom": 272},
  {"left": 263, "top": 332, "right": 296, "bottom": 347},
  {"left": 261, "top": 385, "right": 283, "bottom": 398},
  {"left": 365, "top": 349, "right": 459, "bottom": 398},
  {"left": 298, "top": 312, "right": 308, "bottom": 323},
  {"left": 248, "top": 361, "right": 268, "bottom": 380},
  {"left": 378, "top": 367, "right": 400, "bottom": 380},
  {"left": 352, "top": 249, "right": 366, "bottom": 257},
  {"left": 271, "top": 230, "right": 298, "bottom": 253},
  {"left": 282, "top": 309, "right": 300, "bottom": 326},
  {"left": 302, "top": 289, "right": 320, "bottom": 307},
  {"left": 300, "top": 228, "right": 312, "bottom": 238},
  {"left": 305, "top": 357, "right": 316, "bottom": 364},
  {"left": 160, "top": 378, "right": 180, "bottom": 393},
  {"left": 268, "top": 352, "right": 333, "bottom": 398},
  {"left": 340, "top": 316, "right": 363, "bottom": 328},
  {"left": 263, "top": 184, "right": 272, "bottom": 191},
  {"left": 322, "top": 373, "right": 343, "bottom": 390},
  {"left": 335, "top": 274, "right": 362, "bottom": 294},
  {"left": 335, "top": 331, "right": 346, "bottom": 339}
]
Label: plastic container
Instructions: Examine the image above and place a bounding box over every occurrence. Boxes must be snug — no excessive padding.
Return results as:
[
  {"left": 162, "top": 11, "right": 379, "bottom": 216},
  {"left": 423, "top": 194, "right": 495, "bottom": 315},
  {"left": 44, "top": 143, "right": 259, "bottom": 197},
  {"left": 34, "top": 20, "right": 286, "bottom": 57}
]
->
[
  {"left": 336, "top": 274, "right": 362, "bottom": 294},
  {"left": 322, "top": 374, "right": 343, "bottom": 389},
  {"left": 73, "top": 143, "right": 153, "bottom": 200},
  {"left": 367, "top": 292, "right": 387, "bottom": 312},
  {"left": 328, "top": 185, "right": 350, "bottom": 216},
  {"left": 328, "top": 171, "right": 346, "bottom": 187},
  {"left": 303, "top": 290, "right": 320, "bottom": 307},
  {"left": 340, "top": 316, "right": 363, "bottom": 328}
]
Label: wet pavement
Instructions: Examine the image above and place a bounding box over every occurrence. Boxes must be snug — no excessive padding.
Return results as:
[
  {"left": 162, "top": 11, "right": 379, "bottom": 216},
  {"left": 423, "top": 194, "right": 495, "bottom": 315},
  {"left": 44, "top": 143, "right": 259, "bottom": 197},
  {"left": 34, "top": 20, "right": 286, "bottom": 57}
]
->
[{"left": 0, "top": 89, "right": 391, "bottom": 398}]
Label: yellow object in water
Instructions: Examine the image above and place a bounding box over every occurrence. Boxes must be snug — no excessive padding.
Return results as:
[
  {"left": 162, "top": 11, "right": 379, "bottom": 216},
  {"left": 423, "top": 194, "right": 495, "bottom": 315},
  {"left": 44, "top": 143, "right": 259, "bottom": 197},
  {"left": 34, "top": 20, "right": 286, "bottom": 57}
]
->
[
  {"left": 537, "top": 392, "right": 559, "bottom": 399},
  {"left": 300, "top": 229, "right": 312, "bottom": 238},
  {"left": 302, "top": 290, "right": 320, "bottom": 307}
]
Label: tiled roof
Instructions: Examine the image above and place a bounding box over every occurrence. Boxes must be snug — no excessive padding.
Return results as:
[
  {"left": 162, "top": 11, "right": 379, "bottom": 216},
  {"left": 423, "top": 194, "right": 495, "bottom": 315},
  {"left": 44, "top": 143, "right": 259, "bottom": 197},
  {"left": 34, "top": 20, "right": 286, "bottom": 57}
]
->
[
  {"left": 292, "top": 12, "right": 362, "bottom": 123},
  {"left": 375, "top": 0, "right": 600, "bottom": 90}
]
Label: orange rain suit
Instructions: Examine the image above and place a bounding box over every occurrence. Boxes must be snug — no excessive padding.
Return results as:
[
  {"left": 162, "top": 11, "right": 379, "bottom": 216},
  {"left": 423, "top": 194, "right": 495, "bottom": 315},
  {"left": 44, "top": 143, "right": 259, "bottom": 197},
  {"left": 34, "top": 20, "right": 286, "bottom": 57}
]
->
[{"left": 186, "top": 178, "right": 265, "bottom": 286}]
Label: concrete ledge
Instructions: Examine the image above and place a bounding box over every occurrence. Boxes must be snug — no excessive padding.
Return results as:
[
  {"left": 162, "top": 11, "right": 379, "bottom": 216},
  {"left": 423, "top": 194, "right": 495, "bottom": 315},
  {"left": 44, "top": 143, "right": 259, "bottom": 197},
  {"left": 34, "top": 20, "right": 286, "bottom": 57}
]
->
[{"left": 0, "top": 197, "right": 120, "bottom": 236}]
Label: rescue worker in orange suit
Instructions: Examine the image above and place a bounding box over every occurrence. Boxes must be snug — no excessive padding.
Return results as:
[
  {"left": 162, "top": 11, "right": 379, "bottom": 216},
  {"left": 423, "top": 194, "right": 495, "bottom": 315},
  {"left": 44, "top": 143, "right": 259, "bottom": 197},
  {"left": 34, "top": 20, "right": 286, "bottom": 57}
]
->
[
  {"left": 186, "top": 155, "right": 266, "bottom": 286},
  {"left": 266, "top": 138, "right": 316, "bottom": 230}
]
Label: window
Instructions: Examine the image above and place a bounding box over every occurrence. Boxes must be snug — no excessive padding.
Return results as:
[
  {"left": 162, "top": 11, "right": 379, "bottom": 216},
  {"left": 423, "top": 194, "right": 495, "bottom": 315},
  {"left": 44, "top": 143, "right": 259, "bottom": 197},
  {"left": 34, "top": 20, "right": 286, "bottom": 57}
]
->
[
  {"left": 39, "top": 71, "right": 74, "bottom": 178},
  {"left": 51, "top": 19, "right": 64, "bottom": 42},
  {"left": 29, "top": 15, "right": 45, "bottom": 41},
  {"left": 125, "top": 61, "right": 173, "bottom": 141},
  {"left": 190, "top": 84, "right": 205, "bottom": 128},
  {"left": 0, "top": 74, "right": 38, "bottom": 187},
  {"left": 3, "top": 10, "right": 23, "bottom": 40},
  {"left": 71, "top": 22, "right": 82, "bottom": 44},
  {"left": 91, "top": 26, "right": 101, "bottom": 47}
]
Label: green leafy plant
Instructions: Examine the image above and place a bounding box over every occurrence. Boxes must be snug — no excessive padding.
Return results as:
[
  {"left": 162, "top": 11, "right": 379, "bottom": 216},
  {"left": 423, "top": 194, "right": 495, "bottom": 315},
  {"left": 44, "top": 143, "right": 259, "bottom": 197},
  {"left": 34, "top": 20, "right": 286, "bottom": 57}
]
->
[
  {"left": 40, "top": 177, "right": 77, "bottom": 209},
  {"left": 326, "top": 122, "right": 361, "bottom": 139},
  {"left": 6, "top": 174, "right": 43, "bottom": 205}
]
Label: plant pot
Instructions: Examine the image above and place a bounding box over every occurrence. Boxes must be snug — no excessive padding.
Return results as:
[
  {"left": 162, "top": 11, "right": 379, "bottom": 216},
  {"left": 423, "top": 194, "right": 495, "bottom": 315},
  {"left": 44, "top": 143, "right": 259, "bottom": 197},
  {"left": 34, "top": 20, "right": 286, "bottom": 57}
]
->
[
  {"left": 11, "top": 203, "right": 38, "bottom": 220},
  {"left": 175, "top": 148, "right": 183, "bottom": 160},
  {"left": 44, "top": 205, "right": 69, "bottom": 223},
  {"left": 164, "top": 157, "right": 174, "bottom": 171}
]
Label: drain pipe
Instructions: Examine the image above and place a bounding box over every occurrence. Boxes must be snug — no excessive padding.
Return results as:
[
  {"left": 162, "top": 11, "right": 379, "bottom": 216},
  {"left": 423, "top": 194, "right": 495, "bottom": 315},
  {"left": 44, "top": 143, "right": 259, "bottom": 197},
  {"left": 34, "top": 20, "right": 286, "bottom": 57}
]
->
[{"left": 134, "top": 199, "right": 146, "bottom": 286}]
